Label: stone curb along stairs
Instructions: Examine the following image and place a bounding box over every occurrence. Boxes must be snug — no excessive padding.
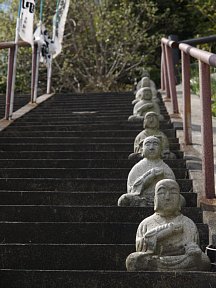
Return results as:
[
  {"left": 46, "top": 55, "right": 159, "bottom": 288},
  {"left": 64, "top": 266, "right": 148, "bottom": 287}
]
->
[{"left": 0, "top": 92, "right": 215, "bottom": 287}]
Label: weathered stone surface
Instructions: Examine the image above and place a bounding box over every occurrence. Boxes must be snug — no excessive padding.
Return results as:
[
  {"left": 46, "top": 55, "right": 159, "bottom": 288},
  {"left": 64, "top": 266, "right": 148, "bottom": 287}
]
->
[
  {"left": 0, "top": 91, "right": 211, "bottom": 286},
  {"left": 128, "top": 88, "right": 164, "bottom": 122},
  {"left": 129, "top": 112, "right": 176, "bottom": 160},
  {"left": 133, "top": 76, "right": 158, "bottom": 104},
  {"left": 118, "top": 136, "right": 185, "bottom": 207},
  {"left": 1, "top": 270, "right": 216, "bottom": 288},
  {"left": 126, "top": 179, "right": 211, "bottom": 272},
  {"left": 0, "top": 206, "right": 204, "bottom": 223}
]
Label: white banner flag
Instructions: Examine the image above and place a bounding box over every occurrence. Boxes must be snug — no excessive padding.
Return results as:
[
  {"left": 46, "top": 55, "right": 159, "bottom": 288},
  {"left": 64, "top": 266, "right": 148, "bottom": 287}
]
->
[
  {"left": 34, "top": 24, "right": 55, "bottom": 66},
  {"left": 53, "top": 0, "right": 70, "bottom": 58},
  {"left": 19, "top": 0, "right": 35, "bottom": 46}
]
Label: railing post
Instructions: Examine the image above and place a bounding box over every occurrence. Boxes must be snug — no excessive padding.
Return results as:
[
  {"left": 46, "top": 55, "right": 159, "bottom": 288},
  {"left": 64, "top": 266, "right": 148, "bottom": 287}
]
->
[
  {"left": 168, "top": 34, "right": 180, "bottom": 84},
  {"left": 47, "top": 57, "right": 52, "bottom": 94},
  {"left": 164, "top": 44, "right": 179, "bottom": 114},
  {"left": 160, "top": 46, "right": 165, "bottom": 91},
  {"left": 5, "top": 47, "right": 15, "bottom": 120},
  {"left": 31, "top": 44, "right": 37, "bottom": 103},
  {"left": 181, "top": 51, "right": 192, "bottom": 144},
  {"left": 199, "top": 60, "right": 215, "bottom": 198},
  {"left": 162, "top": 44, "right": 171, "bottom": 99}
]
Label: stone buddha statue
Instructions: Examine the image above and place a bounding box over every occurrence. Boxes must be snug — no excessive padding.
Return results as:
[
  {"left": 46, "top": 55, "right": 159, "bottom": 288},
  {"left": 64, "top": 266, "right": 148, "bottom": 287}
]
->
[
  {"left": 135, "top": 69, "right": 157, "bottom": 91},
  {"left": 118, "top": 136, "right": 184, "bottom": 207},
  {"left": 126, "top": 179, "right": 211, "bottom": 272},
  {"left": 128, "top": 87, "right": 164, "bottom": 123},
  {"left": 128, "top": 112, "right": 176, "bottom": 161},
  {"left": 133, "top": 76, "right": 158, "bottom": 105}
]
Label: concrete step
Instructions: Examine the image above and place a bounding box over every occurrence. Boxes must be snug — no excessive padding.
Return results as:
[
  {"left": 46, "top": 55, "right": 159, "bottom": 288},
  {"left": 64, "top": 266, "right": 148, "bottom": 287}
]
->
[
  {"left": 1, "top": 129, "right": 177, "bottom": 138},
  {"left": 0, "top": 222, "right": 208, "bottom": 245},
  {"left": 0, "top": 243, "right": 208, "bottom": 271},
  {"left": 0, "top": 143, "right": 181, "bottom": 152},
  {"left": 9, "top": 124, "right": 173, "bottom": 133},
  {"left": 0, "top": 158, "right": 186, "bottom": 168},
  {"left": 0, "top": 90, "right": 209, "bottom": 286},
  {"left": 0, "top": 143, "right": 180, "bottom": 154},
  {"left": 0, "top": 167, "right": 188, "bottom": 179},
  {"left": 17, "top": 108, "right": 157, "bottom": 114},
  {"left": 3, "top": 127, "right": 176, "bottom": 137},
  {"left": 0, "top": 150, "right": 184, "bottom": 160},
  {"left": 0, "top": 178, "right": 192, "bottom": 192},
  {"left": 0, "top": 94, "right": 30, "bottom": 119},
  {"left": 0, "top": 136, "right": 179, "bottom": 144},
  {"left": 0, "top": 270, "right": 215, "bottom": 288},
  {"left": 11, "top": 118, "right": 170, "bottom": 126},
  {"left": 3, "top": 118, "right": 170, "bottom": 126},
  {"left": 8, "top": 112, "right": 170, "bottom": 121},
  {"left": 0, "top": 243, "right": 133, "bottom": 270},
  {"left": 2, "top": 123, "right": 174, "bottom": 133},
  {"left": 0, "top": 206, "right": 203, "bottom": 223},
  {"left": 0, "top": 191, "right": 197, "bottom": 206}
]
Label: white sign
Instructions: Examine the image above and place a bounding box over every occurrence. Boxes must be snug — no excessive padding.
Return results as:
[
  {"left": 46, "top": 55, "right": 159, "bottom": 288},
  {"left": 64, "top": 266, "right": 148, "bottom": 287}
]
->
[
  {"left": 34, "top": 24, "right": 55, "bottom": 66},
  {"left": 53, "top": 0, "right": 70, "bottom": 58},
  {"left": 19, "top": 0, "right": 35, "bottom": 46}
]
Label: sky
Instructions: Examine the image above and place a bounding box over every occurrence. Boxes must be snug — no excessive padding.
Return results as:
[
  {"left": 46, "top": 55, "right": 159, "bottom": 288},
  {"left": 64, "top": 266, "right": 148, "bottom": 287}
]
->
[{"left": 0, "top": 1, "right": 11, "bottom": 12}]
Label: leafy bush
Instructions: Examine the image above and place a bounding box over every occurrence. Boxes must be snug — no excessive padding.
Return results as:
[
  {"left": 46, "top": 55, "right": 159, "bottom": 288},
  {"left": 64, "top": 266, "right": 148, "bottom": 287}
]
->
[
  {"left": 0, "top": 0, "right": 212, "bottom": 93},
  {"left": 189, "top": 63, "right": 216, "bottom": 116},
  {"left": 190, "top": 63, "right": 199, "bottom": 96}
]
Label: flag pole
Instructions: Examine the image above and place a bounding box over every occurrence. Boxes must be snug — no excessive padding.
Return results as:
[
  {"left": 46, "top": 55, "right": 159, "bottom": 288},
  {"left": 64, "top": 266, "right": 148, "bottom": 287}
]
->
[
  {"left": 46, "top": 49, "right": 52, "bottom": 94},
  {"left": 47, "top": 0, "right": 59, "bottom": 94},
  {"left": 8, "top": 0, "right": 22, "bottom": 120},
  {"left": 32, "top": 0, "right": 44, "bottom": 102}
]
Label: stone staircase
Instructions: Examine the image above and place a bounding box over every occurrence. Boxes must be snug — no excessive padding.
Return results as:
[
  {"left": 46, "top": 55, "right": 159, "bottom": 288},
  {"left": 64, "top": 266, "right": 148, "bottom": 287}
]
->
[
  {"left": 0, "top": 91, "right": 215, "bottom": 287},
  {"left": 0, "top": 94, "right": 30, "bottom": 119}
]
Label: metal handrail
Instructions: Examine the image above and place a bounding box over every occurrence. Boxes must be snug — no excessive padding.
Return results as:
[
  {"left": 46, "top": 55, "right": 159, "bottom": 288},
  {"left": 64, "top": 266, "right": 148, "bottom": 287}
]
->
[
  {"left": 0, "top": 41, "right": 30, "bottom": 49},
  {"left": 0, "top": 40, "right": 40, "bottom": 120},
  {"left": 181, "top": 35, "right": 216, "bottom": 46},
  {"left": 161, "top": 37, "right": 216, "bottom": 199},
  {"left": 0, "top": 41, "right": 38, "bottom": 120}
]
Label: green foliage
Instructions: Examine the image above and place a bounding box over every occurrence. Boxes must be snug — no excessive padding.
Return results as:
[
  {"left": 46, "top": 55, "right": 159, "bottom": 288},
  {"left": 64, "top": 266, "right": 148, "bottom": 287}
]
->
[
  {"left": 189, "top": 63, "right": 216, "bottom": 117},
  {"left": 187, "top": 0, "right": 216, "bottom": 53},
  {"left": 49, "top": 0, "right": 201, "bottom": 92},
  {"left": 42, "top": 0, "right": 216, "bottom": 92},
  {"left": 0, "top": 0, "right": 35, "bottom": 93},
  {"left": 190, "top": 63, "right": 199, "bottom": 96},
  {"left": 49, "top": 0, "right": 162, "bottom": 92},
  {"left": 211, "top": 73, "right": 216, "bottom": 117},
  {"left": 0, "top": 49, "right": 7, "bottom": 92},
  {"left": 0, "top": 0, "right": 215, "bottom": 93},
  {"left": 0, "top": 0, "right": 16, "bottom": 42}
]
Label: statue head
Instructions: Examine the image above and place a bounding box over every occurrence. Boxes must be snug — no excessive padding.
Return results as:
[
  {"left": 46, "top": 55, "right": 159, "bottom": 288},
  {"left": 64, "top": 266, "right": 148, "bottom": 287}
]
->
[
  {"left": 143, "top": 112, "right": 159, "bottom": 129},
  {"left": 154, "top": 179, "right": 181, "bottom": 216},
  {"left": 141, "top": 77, "right": 150, "bottom": 88},
  {"left": 142, "top": 136, "right": 162, "bottom": 159},
  {"left": 141, "top": 87, "right": 152, "bottom": 101},
  {"left": 135, "top": 88, "right": 144, "bottom": 100}
]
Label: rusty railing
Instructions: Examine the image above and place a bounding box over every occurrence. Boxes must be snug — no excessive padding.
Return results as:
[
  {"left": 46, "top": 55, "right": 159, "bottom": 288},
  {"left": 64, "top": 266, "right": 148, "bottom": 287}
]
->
[
  {"left": 0, "top": 41, "right": 38, "bottom": 120},
  {"left": 161, "top": 37, "right": 216, "bottom": 200}
]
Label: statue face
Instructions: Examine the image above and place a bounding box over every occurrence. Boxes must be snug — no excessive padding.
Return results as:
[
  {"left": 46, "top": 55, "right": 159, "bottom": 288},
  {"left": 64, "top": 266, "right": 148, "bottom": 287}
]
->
[
  {"left": 144, "top": 114, "right": 159, "bottom": 129},
  {"left": 142, "top": 90, "right": 152, "bottom": 100},
  {"left": 141, "top": 77, "right": 150, "bottom": 88},
  {"left": 143, "top": 137, "right": 161, "bottom": 159},
  {"left": 154, "top": 182, "right": 180, "bottom": 215}
]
